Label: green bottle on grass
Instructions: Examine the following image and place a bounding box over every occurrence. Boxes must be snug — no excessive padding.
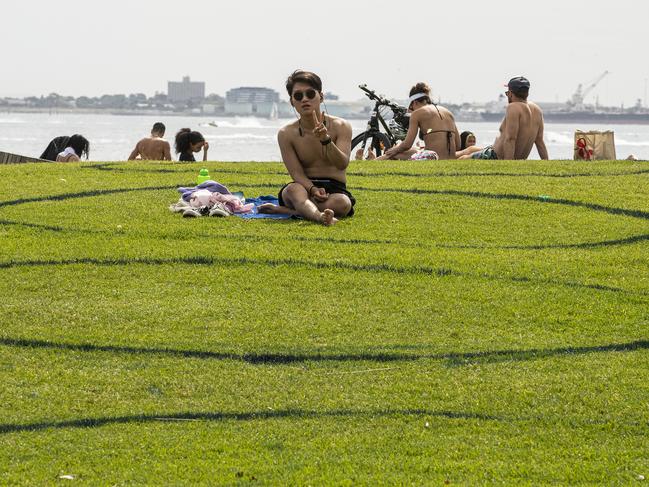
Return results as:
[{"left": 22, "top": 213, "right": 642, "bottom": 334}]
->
[{"left": 197, "top": 168, "right": 210, "bottom": 185}]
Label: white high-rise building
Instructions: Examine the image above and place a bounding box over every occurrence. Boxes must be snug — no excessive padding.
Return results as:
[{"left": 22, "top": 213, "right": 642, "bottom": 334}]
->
[{"left": 225, "top": 87, "right": 280, "bottom": 118}]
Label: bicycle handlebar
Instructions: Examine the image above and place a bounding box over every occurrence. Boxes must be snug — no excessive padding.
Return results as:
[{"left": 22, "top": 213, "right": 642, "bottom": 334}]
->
[{"left": 358, "top": 84, "right": 407, "bottom": 113}]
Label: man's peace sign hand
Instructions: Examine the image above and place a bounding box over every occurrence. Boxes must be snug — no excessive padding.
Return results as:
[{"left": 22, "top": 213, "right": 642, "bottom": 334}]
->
[{"left": 312, "top": 111, "right": 329, "bottom": 142}]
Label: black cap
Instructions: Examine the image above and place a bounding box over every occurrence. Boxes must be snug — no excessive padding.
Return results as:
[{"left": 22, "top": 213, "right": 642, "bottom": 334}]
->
[{"left": 507, "top": 76, "right": 530, "bottom": 91}]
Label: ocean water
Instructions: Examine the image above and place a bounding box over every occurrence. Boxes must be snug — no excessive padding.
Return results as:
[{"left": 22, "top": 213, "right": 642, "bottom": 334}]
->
[{"left": 1, "top": 112, "right": 648, "bottom": 162}]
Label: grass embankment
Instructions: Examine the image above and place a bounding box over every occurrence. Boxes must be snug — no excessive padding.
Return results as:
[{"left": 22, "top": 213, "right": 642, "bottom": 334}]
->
[{"left": 0, "top": 160, "right": 648, "bottom": 485}]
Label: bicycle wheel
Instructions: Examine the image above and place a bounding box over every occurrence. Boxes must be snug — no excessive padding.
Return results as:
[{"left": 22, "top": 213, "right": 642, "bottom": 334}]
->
[{"left": 351, "top": 132, "right": 392, "bottom": 158}]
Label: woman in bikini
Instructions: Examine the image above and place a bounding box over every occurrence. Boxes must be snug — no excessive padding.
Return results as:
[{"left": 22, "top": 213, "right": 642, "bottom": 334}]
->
[{"left": 378, "top": 82, "right": 461, "bottom": 161}]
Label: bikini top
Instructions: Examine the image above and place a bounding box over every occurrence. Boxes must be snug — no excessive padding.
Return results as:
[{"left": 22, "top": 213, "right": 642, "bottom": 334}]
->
[{"left": 419, "top": 104, "right": 454, "bottom": 154}]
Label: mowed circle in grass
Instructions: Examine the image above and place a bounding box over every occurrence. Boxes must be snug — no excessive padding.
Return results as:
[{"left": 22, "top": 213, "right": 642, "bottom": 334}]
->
[{"left": 1, "top": 160, "right": 649, "bottom": 484}]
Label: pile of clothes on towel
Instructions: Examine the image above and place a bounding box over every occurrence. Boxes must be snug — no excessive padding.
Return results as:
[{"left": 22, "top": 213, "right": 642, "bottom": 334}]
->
[{"left": 169, "top": 181, "right": 255, "bottom": 218}]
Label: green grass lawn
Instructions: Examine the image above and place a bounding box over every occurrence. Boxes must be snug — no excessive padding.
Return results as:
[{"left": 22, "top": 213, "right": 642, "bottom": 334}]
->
[{"left": 1, "top": 159, "right": 648, "bottom": 485}]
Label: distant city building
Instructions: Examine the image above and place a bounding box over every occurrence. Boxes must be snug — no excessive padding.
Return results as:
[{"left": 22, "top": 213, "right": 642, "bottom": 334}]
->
[
  {"left": 323, "top": 99, "right": 373, "bottom": 119},
  {"left": 168, "top": 76, "right": 206, "bottom": 103},
  {"left": 225, "top": 87, "right": 280, "bottom": 118},
  {"left": 4, "top": 98, "right": 28, "bottom": 107},
  {"left": 201, "top": 93, "right": 225, "bottom": 115}
]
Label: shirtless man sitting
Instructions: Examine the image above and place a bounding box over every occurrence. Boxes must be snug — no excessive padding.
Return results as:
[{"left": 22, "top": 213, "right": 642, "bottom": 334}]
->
[
  {"left": 127, "top": 122, "right": 172, "bottom": 161},
  {"left": 261, "top": 70, "right": 354, "bottom": 226},
  {"left": 471, "top": 77, "right": 549, "bottom": 160}
]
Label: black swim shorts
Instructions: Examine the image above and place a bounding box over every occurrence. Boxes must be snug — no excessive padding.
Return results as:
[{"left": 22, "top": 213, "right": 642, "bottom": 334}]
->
[{"left": 278, "top": 178, "right": 356, "bottom": 217}]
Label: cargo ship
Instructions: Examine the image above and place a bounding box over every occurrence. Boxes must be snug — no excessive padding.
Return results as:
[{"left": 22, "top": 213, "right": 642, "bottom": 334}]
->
[{"left": 480, "top": 109, "right": 649, "bottom": 124}]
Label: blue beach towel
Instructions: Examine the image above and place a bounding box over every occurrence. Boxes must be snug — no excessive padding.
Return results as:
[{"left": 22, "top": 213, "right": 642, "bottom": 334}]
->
[{"left": 238, "top": 196, "right": 295, "bottom": 220}]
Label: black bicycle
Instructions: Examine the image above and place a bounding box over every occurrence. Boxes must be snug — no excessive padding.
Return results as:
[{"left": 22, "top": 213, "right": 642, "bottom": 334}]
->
[{"left": 351, "top": 84, "right": 410, "bottom": 158}]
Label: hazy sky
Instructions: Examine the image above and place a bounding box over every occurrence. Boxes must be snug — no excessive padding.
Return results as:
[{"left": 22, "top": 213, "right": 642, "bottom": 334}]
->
[{"left": 3, "top": 0, "right": 647, "bottom": 106}]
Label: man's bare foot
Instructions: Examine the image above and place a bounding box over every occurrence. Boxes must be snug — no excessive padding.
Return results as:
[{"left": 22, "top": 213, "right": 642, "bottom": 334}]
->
[
  {"left": 320, "top": 209, "right": 338, "bottom": 226},
  {"left": 366, "top": 148, "right": 376, "bottom": 160},
  {"left": 355, "top": 148, "right": 364, "bottom": 160}
]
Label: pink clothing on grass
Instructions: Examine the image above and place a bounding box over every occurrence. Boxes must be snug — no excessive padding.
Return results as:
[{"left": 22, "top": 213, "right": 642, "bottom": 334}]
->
[
  {"left": 189, "top": 189, "right": 254, "bottom": 214},
  {"left": 209, "top": 193, "right": 255, "bottom": 214}
]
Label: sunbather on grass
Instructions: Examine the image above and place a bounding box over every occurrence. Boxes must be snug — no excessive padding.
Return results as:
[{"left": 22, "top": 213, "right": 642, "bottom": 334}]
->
[
  {"left": 56, "top": 134, "right": 90, "bottom": 162},
  {"left": 377, "top": 82, "right": 461, "bottom": 161},
  {"left": 128, "top": 122, "right": 172, "bottom": 161},
  {"left": 470, "top": 77, "right": 549, "bottom": 160},
  {"left": 260, "top": 70, "right": 354, "bottom": 226},
  {"left": 456, "top": 131, "right": 483, "bottom": 159}
]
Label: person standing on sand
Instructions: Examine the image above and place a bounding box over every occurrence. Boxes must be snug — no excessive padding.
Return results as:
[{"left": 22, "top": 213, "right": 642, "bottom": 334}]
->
[
  {"left": 128, "top": 122, "right": 172, "bottom": 161},
  {"left": 260, "top": 70, "right": 354, "bottom": 226},
  {"left": 471, "top": 77, "right": 549, "bottom": 160}
]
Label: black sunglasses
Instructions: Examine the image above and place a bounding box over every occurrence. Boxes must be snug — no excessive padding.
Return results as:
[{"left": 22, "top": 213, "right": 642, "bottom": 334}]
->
[{"left": 293, "top": 89, "right": 317, "bottom": 102}]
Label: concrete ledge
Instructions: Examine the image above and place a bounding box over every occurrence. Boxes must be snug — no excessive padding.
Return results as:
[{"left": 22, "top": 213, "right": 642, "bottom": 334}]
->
[{"left": 0, "top": 151, "right": 48, "bottom": 164}]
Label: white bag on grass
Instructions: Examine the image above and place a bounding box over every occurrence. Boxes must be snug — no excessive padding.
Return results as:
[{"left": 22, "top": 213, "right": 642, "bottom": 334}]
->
[{"left": 574, "top": 130, "right": 616, "bottom": 161}]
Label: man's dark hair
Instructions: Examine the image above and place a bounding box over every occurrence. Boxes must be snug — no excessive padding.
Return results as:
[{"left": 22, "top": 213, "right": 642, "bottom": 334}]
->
[
  {"left": 68, "top": 134, "right": 90, "bottom": 159},
  {"left": 511, "top": 88, "right": 529, "bottom": 100},
  {"left": 286, "top": 70, "right": 323, "bottom": 97},
  {"left": 152, "top": 122, "right": 166, "bottom": 134},
  {"left": 40, "top": 135, "right": 71, "bottom": 161}
]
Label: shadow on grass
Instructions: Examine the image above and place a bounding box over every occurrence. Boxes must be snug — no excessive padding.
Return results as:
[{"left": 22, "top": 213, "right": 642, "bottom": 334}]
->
[
  {"left": 0, "top": 408, "right": 500, "bottom": 435},
  {"left": 441, "top": 233, "right": 649, "bottom": 250},
  {"left": 1, "top": 337, "right": 647, "bottom": 368},
  {"left": 0, "top": 219, "right": 66, "bottom": 232},
  {"left": 0, "top": 186, "right": 177, "bottom": 209},
  {"left": 0, "top": 255, "right": 633, "bottom": 295}
]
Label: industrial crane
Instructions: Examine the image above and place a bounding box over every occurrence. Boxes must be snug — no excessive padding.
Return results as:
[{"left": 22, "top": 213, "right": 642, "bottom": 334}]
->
[{"left": 570, "top": 71, "right": 610, "bottom": 110}]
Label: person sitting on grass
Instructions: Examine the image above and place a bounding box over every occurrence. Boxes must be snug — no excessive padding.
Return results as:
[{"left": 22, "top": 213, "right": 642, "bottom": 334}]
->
[
  {"left": 56, "top": 134, "right": 90, "bottom": 162},
  {"left": 376, "top": 82, "right": 461, "bottom": 161},
  {"left": 128, "top": 122, "right": 172, "bottom": 161},
  {"left": 259, "top": 70, "right": 354, "bottom": 226},
  {"left": 470, "top": 77, "right": 549, "bottom": 160},
  {"left": 175, "top": 128, "right": 209, "bottom": 162},
  {"left": 456, "top": 131, "right": 483, "bottom": 159},
  {"left": 40, "top": 136, "right": 70, "bottom": 161}
]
